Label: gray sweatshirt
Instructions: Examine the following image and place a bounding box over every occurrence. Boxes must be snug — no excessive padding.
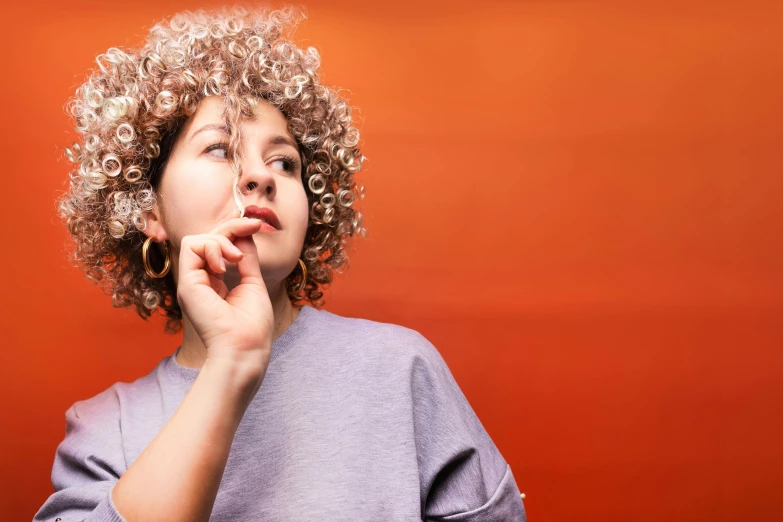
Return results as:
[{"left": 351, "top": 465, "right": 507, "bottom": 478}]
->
[{"left": 34, "top": 304, "right": 527, "bottom": 521}]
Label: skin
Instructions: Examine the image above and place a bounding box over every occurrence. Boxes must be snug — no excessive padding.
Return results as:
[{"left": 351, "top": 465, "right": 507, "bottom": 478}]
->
[
  {"left": 111, "top": 96, "right": 311, "bottom": 521},
  {"left": 142, "top": 95, "right": 309, "bottom": 369}
]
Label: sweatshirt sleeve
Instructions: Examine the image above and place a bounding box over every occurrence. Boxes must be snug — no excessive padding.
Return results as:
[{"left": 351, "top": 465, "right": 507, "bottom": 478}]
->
[
  {"left": 406, "top": 330, "right": 527, "bottom": 522},
  {"left": 33, "top": 389, "right": 129, "bottom": 522}
]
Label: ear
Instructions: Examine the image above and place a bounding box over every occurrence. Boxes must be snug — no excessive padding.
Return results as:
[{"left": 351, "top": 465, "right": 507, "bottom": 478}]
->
[{"left": 141, "top": 202, "right": 168, "bottom": 242}]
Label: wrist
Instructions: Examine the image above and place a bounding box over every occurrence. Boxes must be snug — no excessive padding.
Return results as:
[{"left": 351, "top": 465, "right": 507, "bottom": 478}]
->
[{"left": 201, "top": 356, "right": 268, "bottom": 404}]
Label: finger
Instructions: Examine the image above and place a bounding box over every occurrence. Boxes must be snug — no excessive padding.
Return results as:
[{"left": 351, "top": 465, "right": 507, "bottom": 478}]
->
[
  {"left": 222, "top": 233, "right": 270, "bottom": 316},
  {"left": 179, "top": 234, "right": 247, "bottom": 274},
  {"left": 204, "top": 240, "right": 225, "bottom": 274},
  {"left": 204, "top": 234, "right": 244, "bottom": 262},
  {"left": 209, "top": 217, "right": 264, "bottom": 242},
  {"left": 232, "top": 235, "right": 266, "bottom": 288}
]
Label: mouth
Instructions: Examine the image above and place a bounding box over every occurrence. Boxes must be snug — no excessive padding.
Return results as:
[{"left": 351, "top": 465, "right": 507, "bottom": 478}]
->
[{"left": 243, "top": 205, "right": 281, "bottom": 230}]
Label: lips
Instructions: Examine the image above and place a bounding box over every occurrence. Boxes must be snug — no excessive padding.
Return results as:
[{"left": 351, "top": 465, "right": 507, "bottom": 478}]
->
[{"left": 243, "top": 205, "right": 281, "bottom": 230}]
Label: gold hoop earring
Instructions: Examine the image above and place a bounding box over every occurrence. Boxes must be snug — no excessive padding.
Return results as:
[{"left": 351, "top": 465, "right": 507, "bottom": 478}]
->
[
  {"left": 142, "top": 236, "right": 171, "bottom": 279},
  {"left": 291, "top": 258, "right": 307, "bottom": 294}
]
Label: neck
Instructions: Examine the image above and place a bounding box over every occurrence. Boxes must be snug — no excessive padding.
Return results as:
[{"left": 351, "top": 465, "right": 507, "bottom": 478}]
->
[{"left": 176, "top": 282, "right": 299, "bottom": 369}]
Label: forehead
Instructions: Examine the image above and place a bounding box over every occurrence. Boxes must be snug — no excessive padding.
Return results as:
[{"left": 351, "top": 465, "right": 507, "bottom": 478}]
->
[{"left": 186, "top": 96, "right": 291, "bottom": 135}]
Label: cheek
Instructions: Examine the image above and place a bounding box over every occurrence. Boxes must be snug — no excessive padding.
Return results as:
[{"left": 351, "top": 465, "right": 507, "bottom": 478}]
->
[
  {"left": 159, "top": 162, "right": 236, "bottom": 235},
  {"left": 291, "top": 183, "right": 311, "bottom": 230}
]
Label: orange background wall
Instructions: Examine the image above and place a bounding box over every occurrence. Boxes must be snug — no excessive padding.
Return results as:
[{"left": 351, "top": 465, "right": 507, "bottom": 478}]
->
[{"left": 2, "top": 1, "right": 781, "bottom": 520}]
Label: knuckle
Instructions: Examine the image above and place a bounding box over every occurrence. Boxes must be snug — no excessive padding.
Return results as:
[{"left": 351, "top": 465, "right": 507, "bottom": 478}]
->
[
  {"left": 182, "top": 234, "right": 207, "bottom": 251},
  {"left": 212, "top": 234, "right": 233, "bottom": 248}
]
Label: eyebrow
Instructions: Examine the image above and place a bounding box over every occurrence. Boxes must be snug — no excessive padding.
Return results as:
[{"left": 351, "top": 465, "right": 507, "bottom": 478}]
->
[
  {"left": 268, "top": 134, "right": 299, "bottom": 150},
  {"left": 189, "top": 123, "right": 229, "bottom": 143},
  {"left": 188, "top": 124, "right": 299, "bottom": 150}
]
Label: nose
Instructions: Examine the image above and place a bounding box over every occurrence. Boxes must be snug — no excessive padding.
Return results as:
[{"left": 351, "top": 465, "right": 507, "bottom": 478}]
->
[{"left": 237, "top": 155, "right": 275, "bottom": 199}]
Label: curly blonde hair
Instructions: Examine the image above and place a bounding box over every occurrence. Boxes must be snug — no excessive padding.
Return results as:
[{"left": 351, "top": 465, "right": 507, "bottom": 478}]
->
[{"left": 58, "top": 5, "right": 367, "bottom": 333}]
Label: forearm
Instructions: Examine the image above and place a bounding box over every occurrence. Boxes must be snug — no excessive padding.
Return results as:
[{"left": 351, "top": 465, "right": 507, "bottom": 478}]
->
[{"left": 111, "top": 359, "right": 264, "bottom": 522}]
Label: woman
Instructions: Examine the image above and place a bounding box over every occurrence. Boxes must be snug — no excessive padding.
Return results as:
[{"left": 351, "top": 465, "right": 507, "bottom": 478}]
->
[{"left": 34, "top": 6, "right": 526, "bottom": 521}]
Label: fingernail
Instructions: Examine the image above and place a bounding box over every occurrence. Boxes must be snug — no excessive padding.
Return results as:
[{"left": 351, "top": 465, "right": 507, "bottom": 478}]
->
[
  {"left": 231, "top": 245, "right": 243, "bottom": 255},
  {"left": 219, "top": 257, "right": 226, "bottom": 271}
]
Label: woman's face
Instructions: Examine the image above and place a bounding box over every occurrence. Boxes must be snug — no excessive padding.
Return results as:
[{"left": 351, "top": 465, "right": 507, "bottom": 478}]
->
[{"left": 145, "top": 95, "right": 310, "bottom": 288}]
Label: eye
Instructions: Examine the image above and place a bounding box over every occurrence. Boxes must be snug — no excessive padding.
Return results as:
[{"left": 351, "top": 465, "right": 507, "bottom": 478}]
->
[
  {"left": 270, "top": 155, "right": 300, "bottom": 175},
  {"left": 204, "top": 142, "right": 228, "bottom": 159}
]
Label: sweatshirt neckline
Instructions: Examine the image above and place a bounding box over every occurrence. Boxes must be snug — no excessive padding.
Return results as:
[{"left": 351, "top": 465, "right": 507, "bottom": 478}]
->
[{"left": 165, "top": 304, "right": 316, "bottom": 383}]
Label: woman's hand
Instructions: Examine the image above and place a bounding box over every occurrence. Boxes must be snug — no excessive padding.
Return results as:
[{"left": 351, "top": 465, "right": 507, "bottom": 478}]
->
[{"left": 175, "top": 217, "right": 273, "bottom": 376}]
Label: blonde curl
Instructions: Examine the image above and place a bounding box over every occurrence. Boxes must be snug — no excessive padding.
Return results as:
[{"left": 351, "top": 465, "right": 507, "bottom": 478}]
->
[{"left": 57, "top": 5, "right": 368, "bottom": 333}]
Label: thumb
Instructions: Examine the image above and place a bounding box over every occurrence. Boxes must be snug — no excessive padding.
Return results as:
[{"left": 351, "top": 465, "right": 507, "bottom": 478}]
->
[{"left": 225, "top": 235, "right": 269, "bottom": 309}]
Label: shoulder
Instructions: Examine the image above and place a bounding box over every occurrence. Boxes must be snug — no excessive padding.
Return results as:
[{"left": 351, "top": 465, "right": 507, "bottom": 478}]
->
[
  {"left": 66, "top": 383, "right": 121, "bottom": 434},
  {"left": 56, "top": 383, "right": 126, "bottom": 476},
  {"left": 66, "top": 359, "right": 165, "bottom": 430},
  {"left": 312, "top": 306, "right": 448, "bottom": 369}
]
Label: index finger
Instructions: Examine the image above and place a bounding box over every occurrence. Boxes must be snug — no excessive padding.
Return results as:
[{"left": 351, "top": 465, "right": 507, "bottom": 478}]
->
[{"left": 208, "top": 217, "right": 264, "bottom": 242}]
